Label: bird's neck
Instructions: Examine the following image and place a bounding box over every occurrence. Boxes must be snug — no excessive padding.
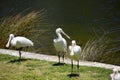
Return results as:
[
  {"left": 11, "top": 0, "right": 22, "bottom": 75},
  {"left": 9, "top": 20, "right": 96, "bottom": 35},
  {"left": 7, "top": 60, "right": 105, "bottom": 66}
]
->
[
  {"left": 57, "top": 33, "right": 62, "bottom": 39},
  {"left": 114, "top": 72, "right": 118, "bottom": 75},
  {"left": 70, "top": 46, "right": 74, "bottom": 56}
]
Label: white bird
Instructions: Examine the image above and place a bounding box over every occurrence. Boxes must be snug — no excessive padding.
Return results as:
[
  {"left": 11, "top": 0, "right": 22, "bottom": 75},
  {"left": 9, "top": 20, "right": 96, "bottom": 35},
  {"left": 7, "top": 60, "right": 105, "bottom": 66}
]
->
[
  {"left": 110, "top": 68, "right": 120, "bottom": 80},
  {"left": 6, "top": 34, "right": 33, "bottom": 61},
  {"left": 68, "top": 40, "right": 82, "bottom": 74},
  {"left": 53, "top": 28, "right": 70, "bottom": 63}
]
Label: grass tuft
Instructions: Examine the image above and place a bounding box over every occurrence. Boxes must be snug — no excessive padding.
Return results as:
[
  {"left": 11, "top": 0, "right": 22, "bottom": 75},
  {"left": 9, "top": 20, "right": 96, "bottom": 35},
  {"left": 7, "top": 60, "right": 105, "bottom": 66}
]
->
[
  {"left": 0, "top": 9, "right": 49, "bottom": 52},
  {"left": 81, "top": 27, "right": 120, "bottom": 65}
]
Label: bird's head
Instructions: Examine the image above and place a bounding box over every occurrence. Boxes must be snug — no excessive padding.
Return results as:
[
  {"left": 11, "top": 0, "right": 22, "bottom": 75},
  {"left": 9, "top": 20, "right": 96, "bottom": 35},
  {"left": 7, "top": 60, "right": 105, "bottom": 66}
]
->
[
  {"left": 6, "top": 34, "right": 14, "bottom": 48},
  {"left": 113, "top": 68, "right": 119, "bottom": 74},
  {"left": 72, "top": 40, "right": 76, "bottom": 46},
  {"left": 56, "top": 28, "right": 62, "bottom": 33},
  {"left": 56, "top": 28, "right": 70, "bottom": 39},
  {"left": 9, "top": 34, "right": 14, "bottom": 39}
]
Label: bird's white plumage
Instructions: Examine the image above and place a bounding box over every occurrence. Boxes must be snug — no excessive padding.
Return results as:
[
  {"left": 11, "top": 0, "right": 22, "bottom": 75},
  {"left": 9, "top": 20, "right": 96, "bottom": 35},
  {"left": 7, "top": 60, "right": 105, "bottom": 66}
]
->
[
  {"left": 11, "top": 37, "right": 33, "bottom": 48},
  {"left": 6, "top": 34, "right": 33, "bottom": 61},
  {"left": 68, "top": 40, "right": 81, "bottom": 60},
  {"left": 6, "top": 34, "right": 33, "bottom": 48},
  {"left": 53, "top": 37, "right": 67, "bottom": 52},
  {"left": 53, "top": 28, "right": 70, "bottom": 53}
]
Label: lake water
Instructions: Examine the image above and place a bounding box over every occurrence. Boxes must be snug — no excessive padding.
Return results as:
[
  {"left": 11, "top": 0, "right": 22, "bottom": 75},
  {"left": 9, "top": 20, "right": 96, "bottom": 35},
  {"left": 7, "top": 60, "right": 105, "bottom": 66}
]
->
[{"left": 0, "top": 0, "right": 120, "bottom": 54}]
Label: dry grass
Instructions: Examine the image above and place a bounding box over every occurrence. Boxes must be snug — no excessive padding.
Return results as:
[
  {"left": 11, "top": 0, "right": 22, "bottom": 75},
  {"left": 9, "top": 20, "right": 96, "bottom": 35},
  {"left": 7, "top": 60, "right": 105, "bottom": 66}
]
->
[
  {"left": 81, "top": 27, "right": 120, "bottom": 65},
  {"left": 81, "top": 35, "right": 110, "bottom": 61},
  {"left": 0, "top": 9, "right": 48, "bottom": 52}
]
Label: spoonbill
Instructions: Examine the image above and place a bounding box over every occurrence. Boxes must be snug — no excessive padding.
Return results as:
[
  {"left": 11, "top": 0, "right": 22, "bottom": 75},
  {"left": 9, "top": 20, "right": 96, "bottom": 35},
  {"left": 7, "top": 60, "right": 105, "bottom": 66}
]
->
[
  {"left": 68, "top": 40, "right": 82, "bottom": 75},
  {"left": 110, "top": 68, "right": 120, "bottom": 80},
  {"left": 6, "top": 34, "right": 34, "bottom": 61},
  {"left": 53, "top": 28, "right": 70, "bottom": 63}
]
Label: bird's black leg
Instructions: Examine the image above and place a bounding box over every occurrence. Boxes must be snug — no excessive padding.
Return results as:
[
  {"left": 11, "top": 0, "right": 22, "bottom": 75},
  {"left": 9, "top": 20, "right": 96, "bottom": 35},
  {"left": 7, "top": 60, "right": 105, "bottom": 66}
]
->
[
  {"left": 58, "top": 52, "right": 61, "bottom": 63},
  {"left": 19, "top": 50, "right": 21, "bottom": 61},
  {"left": 77, "top": 60, "right": 79, "bottom": 70},
  {"left": 77, "top": 60, "right": 80, "bottom": 75},
  {"left": 62, "top": 54, "right": 64, "bottom": 63},
  {"left": 71, "top": 59, "right": 73, "bottom": 74},
  {"left": 18, "top": 48, "right": 22, "bottom": 61}
]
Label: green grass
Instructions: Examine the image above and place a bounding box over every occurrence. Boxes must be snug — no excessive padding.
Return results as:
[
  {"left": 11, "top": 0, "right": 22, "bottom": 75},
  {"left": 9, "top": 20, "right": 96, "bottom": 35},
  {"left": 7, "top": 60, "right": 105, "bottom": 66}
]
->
[{"left": 0, "top": 54, "right": 112, "bottom": 80}]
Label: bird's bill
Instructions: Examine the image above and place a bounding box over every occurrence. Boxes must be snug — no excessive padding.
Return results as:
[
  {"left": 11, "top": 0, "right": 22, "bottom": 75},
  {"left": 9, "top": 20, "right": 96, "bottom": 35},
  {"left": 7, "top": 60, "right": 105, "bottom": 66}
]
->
[
  {"left": 6, "top": 36, "right": 11, "bottom": 48},
  {"left": 61, "top": 30, "right": 70, "bottom": 39}
]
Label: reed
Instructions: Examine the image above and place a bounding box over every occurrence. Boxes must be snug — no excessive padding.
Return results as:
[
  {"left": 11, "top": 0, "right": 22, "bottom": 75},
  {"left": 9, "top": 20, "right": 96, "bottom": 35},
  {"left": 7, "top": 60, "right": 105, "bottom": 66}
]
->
[
  {"left": 81, "top": 27, "right": 120, "bottom": 65},
  {"left": 0, "top": 9, "right": 47, "bottom": 52}
]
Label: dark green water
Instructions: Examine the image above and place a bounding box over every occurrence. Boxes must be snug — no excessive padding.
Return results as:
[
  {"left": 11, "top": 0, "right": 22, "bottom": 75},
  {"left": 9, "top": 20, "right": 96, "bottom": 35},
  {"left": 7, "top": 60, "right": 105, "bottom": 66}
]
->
[{"left": 0, "top": 0, "right": 120, "bottom": 54}]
